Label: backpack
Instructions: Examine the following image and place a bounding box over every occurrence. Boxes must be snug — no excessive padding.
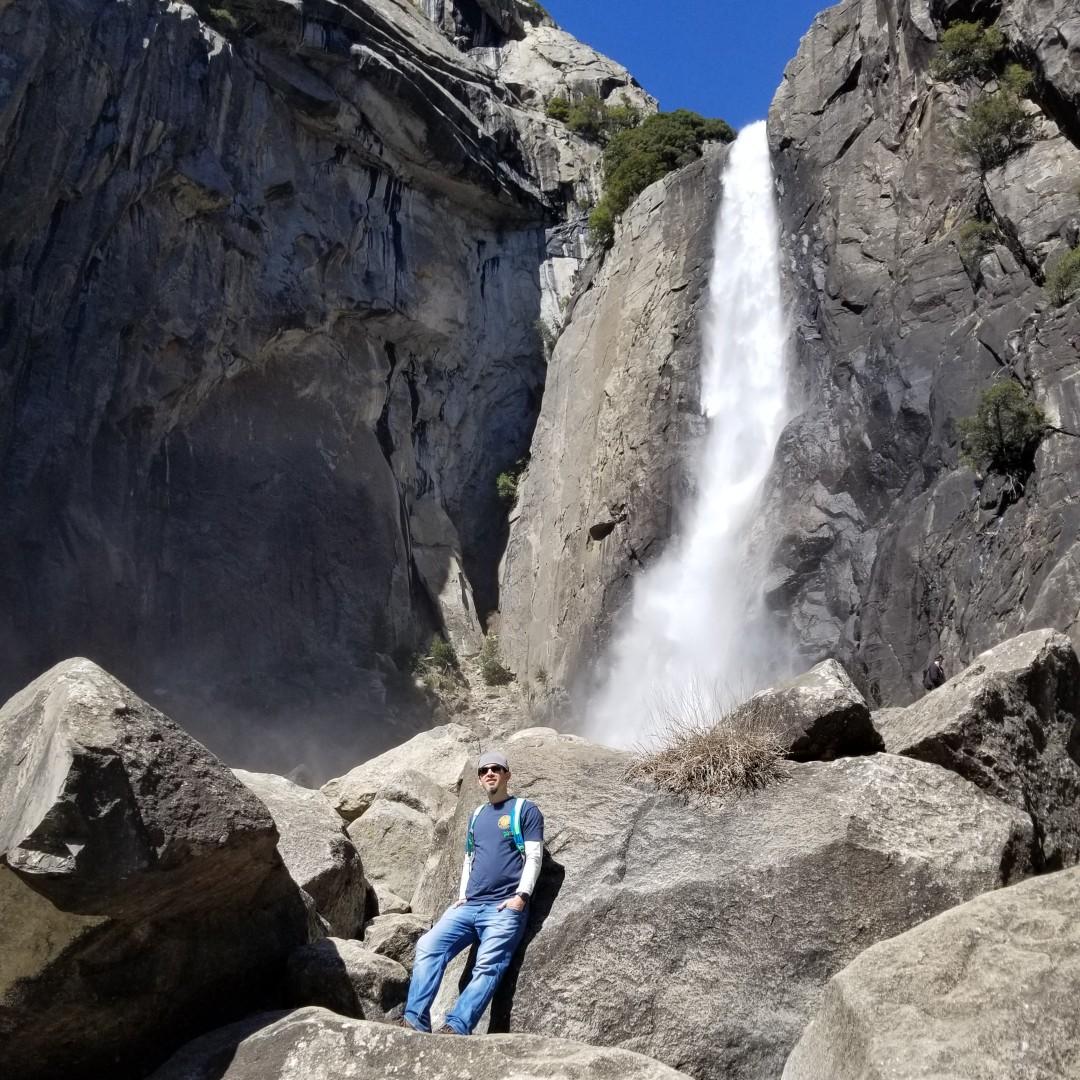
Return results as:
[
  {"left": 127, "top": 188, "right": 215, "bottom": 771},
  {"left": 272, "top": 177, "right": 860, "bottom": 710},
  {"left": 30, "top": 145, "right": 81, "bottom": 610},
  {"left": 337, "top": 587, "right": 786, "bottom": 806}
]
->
[{"left": 466, "top": 797, "right": 528, "bottom": 860}]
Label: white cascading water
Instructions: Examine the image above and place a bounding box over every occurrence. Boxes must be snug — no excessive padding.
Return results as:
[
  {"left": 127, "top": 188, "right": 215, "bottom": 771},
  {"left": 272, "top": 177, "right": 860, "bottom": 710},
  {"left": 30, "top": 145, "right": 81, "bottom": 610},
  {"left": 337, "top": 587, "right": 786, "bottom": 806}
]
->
[{"left": 586, "top": 120, "right": 789, "bottom": 748}]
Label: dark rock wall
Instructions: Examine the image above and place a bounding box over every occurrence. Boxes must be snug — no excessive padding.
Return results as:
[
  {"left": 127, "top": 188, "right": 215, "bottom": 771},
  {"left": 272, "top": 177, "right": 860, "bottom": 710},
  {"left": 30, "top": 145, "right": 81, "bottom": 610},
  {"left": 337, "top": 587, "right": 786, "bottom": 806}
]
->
[
  {"left": 765, "top": 0, "right": 1080, "bottom": 705},
  {"left": 0, "top": 0, "right": 593, "bottom": 775}
]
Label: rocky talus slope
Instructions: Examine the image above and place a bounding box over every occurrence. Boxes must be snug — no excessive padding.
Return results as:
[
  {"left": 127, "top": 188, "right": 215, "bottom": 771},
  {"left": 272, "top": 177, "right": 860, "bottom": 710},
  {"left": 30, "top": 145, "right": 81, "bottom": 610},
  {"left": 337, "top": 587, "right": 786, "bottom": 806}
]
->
[
  {"left": 3, "top": 632, "right": 1077, "bottom": 1077},
  {"left": 0, "top": 0, "right": 649, "bottom": 774},
  {"left": 762, "top": 0, "right": 1080, "bottom": 704}
]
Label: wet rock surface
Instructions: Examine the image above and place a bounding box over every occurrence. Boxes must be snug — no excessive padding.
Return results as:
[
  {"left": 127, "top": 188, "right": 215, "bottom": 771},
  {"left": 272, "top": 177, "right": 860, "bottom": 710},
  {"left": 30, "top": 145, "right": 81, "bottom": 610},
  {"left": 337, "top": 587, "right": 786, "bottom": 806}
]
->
[
  {"left": 784, "top": 865, "right": 1080, "bottom": 1079},
  {"left": 415, "top": 732, "right": 1032, "bottom": 1080},
  {"left": 500, "top": 143, "right": 727, "bottom": 693},
  {"left": 0, "top": 659, "right": 309, "bottom": 1080}
]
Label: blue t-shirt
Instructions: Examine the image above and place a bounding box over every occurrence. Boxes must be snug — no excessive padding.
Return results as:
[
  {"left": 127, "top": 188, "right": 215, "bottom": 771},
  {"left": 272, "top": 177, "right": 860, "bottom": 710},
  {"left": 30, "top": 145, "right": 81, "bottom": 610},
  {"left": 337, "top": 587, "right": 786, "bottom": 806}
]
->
[{"left": 465, "top": 798, "right": 544, "bottom": 903}]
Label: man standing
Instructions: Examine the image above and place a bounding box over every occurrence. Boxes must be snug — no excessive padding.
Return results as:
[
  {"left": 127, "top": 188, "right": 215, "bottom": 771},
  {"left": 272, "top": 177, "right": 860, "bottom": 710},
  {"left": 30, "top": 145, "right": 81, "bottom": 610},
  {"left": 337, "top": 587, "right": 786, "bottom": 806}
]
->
[
  {"left": 922, "top": 653, "right": 946, "bottom": 691},
  {"left": 403, "top": 750, "right": 544, "bottom": 1035}
]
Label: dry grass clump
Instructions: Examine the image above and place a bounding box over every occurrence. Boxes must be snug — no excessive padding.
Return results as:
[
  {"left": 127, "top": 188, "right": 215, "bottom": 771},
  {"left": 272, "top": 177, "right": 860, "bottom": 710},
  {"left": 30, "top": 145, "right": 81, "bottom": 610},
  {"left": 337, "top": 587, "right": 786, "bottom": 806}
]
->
[{"left": 624, "top": 684, "right": 790, "bottom": 799}]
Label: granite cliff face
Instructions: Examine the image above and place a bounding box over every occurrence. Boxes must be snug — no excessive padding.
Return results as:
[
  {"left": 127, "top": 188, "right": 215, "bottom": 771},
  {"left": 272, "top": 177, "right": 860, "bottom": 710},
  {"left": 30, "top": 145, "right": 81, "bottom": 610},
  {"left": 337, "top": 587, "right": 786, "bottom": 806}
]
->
[
  {"left": 0, "top": 0, "right": 649, "bottom": 772},
  {"left": 503, "top": 0, "right": 1080, "bottom": 712},
  {"left": 499, "top": 144, "right": 725, "bottom": 693},
  {"left": 764, "top": 0, "right": 1080, "bottom": 704}
]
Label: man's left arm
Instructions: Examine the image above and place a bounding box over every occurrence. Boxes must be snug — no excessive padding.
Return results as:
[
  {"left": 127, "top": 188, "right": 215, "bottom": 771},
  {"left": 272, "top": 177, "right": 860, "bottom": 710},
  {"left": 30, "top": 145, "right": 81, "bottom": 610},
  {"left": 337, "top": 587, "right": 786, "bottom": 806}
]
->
[{"left": 501, "top": 804, "right": 544, "bottom": 911}]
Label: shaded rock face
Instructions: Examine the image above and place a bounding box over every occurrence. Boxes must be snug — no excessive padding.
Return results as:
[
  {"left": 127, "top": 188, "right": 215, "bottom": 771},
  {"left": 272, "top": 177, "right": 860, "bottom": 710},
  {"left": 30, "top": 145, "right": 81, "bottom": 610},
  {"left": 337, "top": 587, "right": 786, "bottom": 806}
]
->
[
  {"left": 0, "top": 0, "right": 642, "bottom": 777},
  {"left": 233, "top": 769, "right": 367, "bottom": 937},
  {"left": 876, "top": 628, "right": 1080, "bottom": 869},
  {"left": 783, "top": 865, "right": 1080, "bottom": 1080},
  {"left": 735, "top": 658, "right": 883, "bottom": 760},
  {"left": 764, "top": 0, "right": 1080, "bottom": 706},
  {"left": 500, "top": 143, "right": 726, "bottom": 692},
  {"left": 148, "top": 1006, "right": 694, "bottom": 1080},
  {"left": 286, "top": 938, "right": 408, "bottom": 1021},
  {"left": 0, "top": 659, "right": 310, "bottom": 1080},
  {"left": 415, "top": 733, "right": 1031, "bottom": 1080}
]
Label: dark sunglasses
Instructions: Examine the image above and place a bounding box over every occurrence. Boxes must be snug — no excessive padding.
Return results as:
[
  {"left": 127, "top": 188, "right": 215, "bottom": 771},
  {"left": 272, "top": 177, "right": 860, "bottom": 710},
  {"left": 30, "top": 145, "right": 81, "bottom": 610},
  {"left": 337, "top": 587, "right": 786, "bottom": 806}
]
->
[{"left": 477, "top": 765, "right": 507, "bottom": 776}]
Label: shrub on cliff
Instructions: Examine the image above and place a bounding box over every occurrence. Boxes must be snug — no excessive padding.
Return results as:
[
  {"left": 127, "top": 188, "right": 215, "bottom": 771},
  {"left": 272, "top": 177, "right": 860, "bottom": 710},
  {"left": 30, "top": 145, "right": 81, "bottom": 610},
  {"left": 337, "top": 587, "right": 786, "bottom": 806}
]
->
[
  {"left": 479, "top": 633, "right": 514, "bottom": 686},
  {"left": 931, "top": 21, "right": 1006, "bottom": 81},
  {"left": 624, "top": 684, "right": 789, "bottom": 798},
  {"left": 1045, "top": 246, "right": 1080, "bottom": 305},
  {"left": 955, "top": 90, "right": 1034, "bottom": 169},
  {"left": 958, "top": 380, "right": 1047, "bottom": 478},
  {"left": 412, "top": 635, "right": 463, "bottom": 695},
  {"left": 544, "top": 94, "right": 640, "bottom": 142},
  {"left": 955, "top": 218, "right": 1000, "bottom": 267},
  {"left": 495, "top": 458, "right": 527, "bottom": 505},
  {"left": 589, "top": 109, "right": 734, "bottom": 245}
]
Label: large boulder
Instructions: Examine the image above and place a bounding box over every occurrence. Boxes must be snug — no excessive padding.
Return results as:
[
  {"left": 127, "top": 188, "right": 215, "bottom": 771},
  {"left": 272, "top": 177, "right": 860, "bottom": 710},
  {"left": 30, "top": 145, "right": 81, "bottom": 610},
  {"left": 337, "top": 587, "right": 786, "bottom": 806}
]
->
[
  {"left": 783, "top": 865, "right": 1080, "bottom": 1079},
  {"left": 347, "top": 798, "right": 434, "bottom": 905},
  {"left": 233, "top": 769, "right": 367, "bottom": 937},
  {"left": 363, "top": 912, "right": 431, "bottom": 970},
  {"left": 286, "top": 938, "right": 408, "bottom": 1021},
  {"left": 876, "top": 629, "right": 1080, "bottom": 869},
  {"left": 733, "top": 659, "right": 883, "bottom": 760},
  {"left": 148, "top": 1006, "right": 693, "bottom": 1080},
  {"left": 321, "top": 723, "right": 477, "bottom": 824},
  {"left": 415, "top": 733, "right": 1032, "bottom": 1080},
  {"left": 0, "top": 659, "right": 309, "bottom": 1080}
]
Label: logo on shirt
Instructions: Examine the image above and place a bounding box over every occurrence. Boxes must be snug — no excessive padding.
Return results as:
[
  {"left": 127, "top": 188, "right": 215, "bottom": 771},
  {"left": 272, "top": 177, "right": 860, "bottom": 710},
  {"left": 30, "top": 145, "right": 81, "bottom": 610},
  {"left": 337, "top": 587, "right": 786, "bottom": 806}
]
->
[{"left": 497, "top": 814, "right": 511, "bottom": 830}]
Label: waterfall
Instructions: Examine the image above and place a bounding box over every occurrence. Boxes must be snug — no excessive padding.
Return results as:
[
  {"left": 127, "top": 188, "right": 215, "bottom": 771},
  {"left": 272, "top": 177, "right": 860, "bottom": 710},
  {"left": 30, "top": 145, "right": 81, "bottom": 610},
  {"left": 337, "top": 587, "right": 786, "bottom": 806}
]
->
[{"left": 586, "top": 121, "right": 789, "bottom": 748}]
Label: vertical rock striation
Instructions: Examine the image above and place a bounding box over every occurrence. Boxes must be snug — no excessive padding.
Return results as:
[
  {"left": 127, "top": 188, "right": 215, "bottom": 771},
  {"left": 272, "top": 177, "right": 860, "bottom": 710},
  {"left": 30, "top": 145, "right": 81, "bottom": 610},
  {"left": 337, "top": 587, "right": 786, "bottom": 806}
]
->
[
  {"left": 500, "top": 144, "right": 726, "bottom": 694},
  {"left": 765, "top": 0, "right": 1080, "bottom": 704}
]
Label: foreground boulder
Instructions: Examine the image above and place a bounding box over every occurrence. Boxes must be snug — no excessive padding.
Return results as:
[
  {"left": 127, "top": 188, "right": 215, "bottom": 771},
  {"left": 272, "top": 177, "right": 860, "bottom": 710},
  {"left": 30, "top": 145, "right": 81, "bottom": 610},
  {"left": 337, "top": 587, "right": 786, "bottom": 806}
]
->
[
  {"left": 234, "top": 769, "right": 367, "bottom": 937},
  {"left": 734, "top": 659, "right": 883, "bottom": 760},
  {"left": 321, "top": 723, "right": 477, "bottom": 824},
  {"left": 415, "top": 732, "right": 1031, "bottom": 1080},
  {"left": 0, "top": 659, "right": 309, "bottom": 1080},
  {"left": 148, "top": 1006, "right": 693, "bottom": 1080},
  {"left": 876, "top": 629, "right": 1080, "bottom": 868},
  {"left": 784, "top": 865, "right": 1080, "bottom": 1079},
  {"left": 325, "top": 725, "right": 478, "bottom": 909},
  {"left": 347, "top": 796, "right": 434, "bottom": 905},
  {"left": 287, "top": 938, "right": 408, "bottom": 1021}
]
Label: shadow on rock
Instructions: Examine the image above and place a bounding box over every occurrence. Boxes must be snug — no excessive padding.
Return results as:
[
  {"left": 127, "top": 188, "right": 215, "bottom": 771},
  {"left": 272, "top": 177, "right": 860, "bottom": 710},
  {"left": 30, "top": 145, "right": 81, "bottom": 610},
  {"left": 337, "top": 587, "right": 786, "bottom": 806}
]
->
[{"left": 483, "top": 852, "right": 566, "bottom": 1032}]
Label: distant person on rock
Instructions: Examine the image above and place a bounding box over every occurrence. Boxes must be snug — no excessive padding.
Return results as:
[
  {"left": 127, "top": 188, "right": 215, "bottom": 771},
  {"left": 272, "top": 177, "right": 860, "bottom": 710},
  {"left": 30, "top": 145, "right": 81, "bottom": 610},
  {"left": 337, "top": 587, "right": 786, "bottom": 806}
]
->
[
  {"left": 402, "top": 749, "right": 544, "bottom": 1035},
  {"left": 922, "top": 653, "right": 946, "bottom": 692}
]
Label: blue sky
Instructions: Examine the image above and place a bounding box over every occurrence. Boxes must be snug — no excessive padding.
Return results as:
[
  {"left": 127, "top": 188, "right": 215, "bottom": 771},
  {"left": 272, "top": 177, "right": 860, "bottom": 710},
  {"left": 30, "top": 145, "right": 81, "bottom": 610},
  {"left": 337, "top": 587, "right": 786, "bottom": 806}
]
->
[{"left": 540, "top": 0, "right": 829, "bottom": 130}]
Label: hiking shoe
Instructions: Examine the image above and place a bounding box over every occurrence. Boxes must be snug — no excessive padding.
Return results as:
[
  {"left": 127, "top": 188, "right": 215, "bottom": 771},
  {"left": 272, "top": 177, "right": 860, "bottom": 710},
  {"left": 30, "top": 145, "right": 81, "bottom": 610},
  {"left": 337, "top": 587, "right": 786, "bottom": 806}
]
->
[{"left": 435, "top": 1025, "right": 460, "bottom": 1035}]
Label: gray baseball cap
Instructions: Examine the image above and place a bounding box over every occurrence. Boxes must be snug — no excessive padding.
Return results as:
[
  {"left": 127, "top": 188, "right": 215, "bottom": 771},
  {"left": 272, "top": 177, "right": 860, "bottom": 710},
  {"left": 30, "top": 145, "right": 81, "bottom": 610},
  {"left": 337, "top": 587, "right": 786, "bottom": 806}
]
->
[{"left": 477, "top": 750, "right": 509, "bottom": 771}]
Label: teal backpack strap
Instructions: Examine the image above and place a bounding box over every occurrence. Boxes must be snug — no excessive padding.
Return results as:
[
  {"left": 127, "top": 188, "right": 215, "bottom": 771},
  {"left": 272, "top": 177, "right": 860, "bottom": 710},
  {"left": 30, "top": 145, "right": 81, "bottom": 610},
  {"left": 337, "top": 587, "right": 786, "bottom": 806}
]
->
[
  {"left": 465, "top": 805, "right": 485, "bottom": 855},
  {"left": 510, "top": 797, "right": 527, "bottom": 858}
]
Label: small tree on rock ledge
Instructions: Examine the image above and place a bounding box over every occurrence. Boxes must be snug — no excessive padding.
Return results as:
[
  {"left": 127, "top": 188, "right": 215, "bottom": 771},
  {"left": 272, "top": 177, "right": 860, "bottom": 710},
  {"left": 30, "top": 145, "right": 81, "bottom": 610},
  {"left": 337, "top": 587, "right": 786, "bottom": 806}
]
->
[{"left": 958, "top": 380, "right": 1047, "bottom": 481}]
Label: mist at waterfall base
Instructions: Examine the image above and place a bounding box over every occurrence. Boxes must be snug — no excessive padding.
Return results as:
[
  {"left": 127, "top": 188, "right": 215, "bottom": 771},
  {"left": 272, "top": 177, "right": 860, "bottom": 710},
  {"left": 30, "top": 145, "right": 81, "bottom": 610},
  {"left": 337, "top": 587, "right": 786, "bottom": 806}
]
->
[{"left": 586, "top": 121, "right": 791, "bottom": 750}]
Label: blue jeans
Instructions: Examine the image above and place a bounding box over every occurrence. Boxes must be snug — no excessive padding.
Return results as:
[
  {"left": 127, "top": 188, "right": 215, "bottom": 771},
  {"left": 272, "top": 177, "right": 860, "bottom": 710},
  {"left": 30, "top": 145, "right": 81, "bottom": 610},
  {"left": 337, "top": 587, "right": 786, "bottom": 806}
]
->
[{"left": 404, "top": 901, "right": 527, "bottom": 1034}]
